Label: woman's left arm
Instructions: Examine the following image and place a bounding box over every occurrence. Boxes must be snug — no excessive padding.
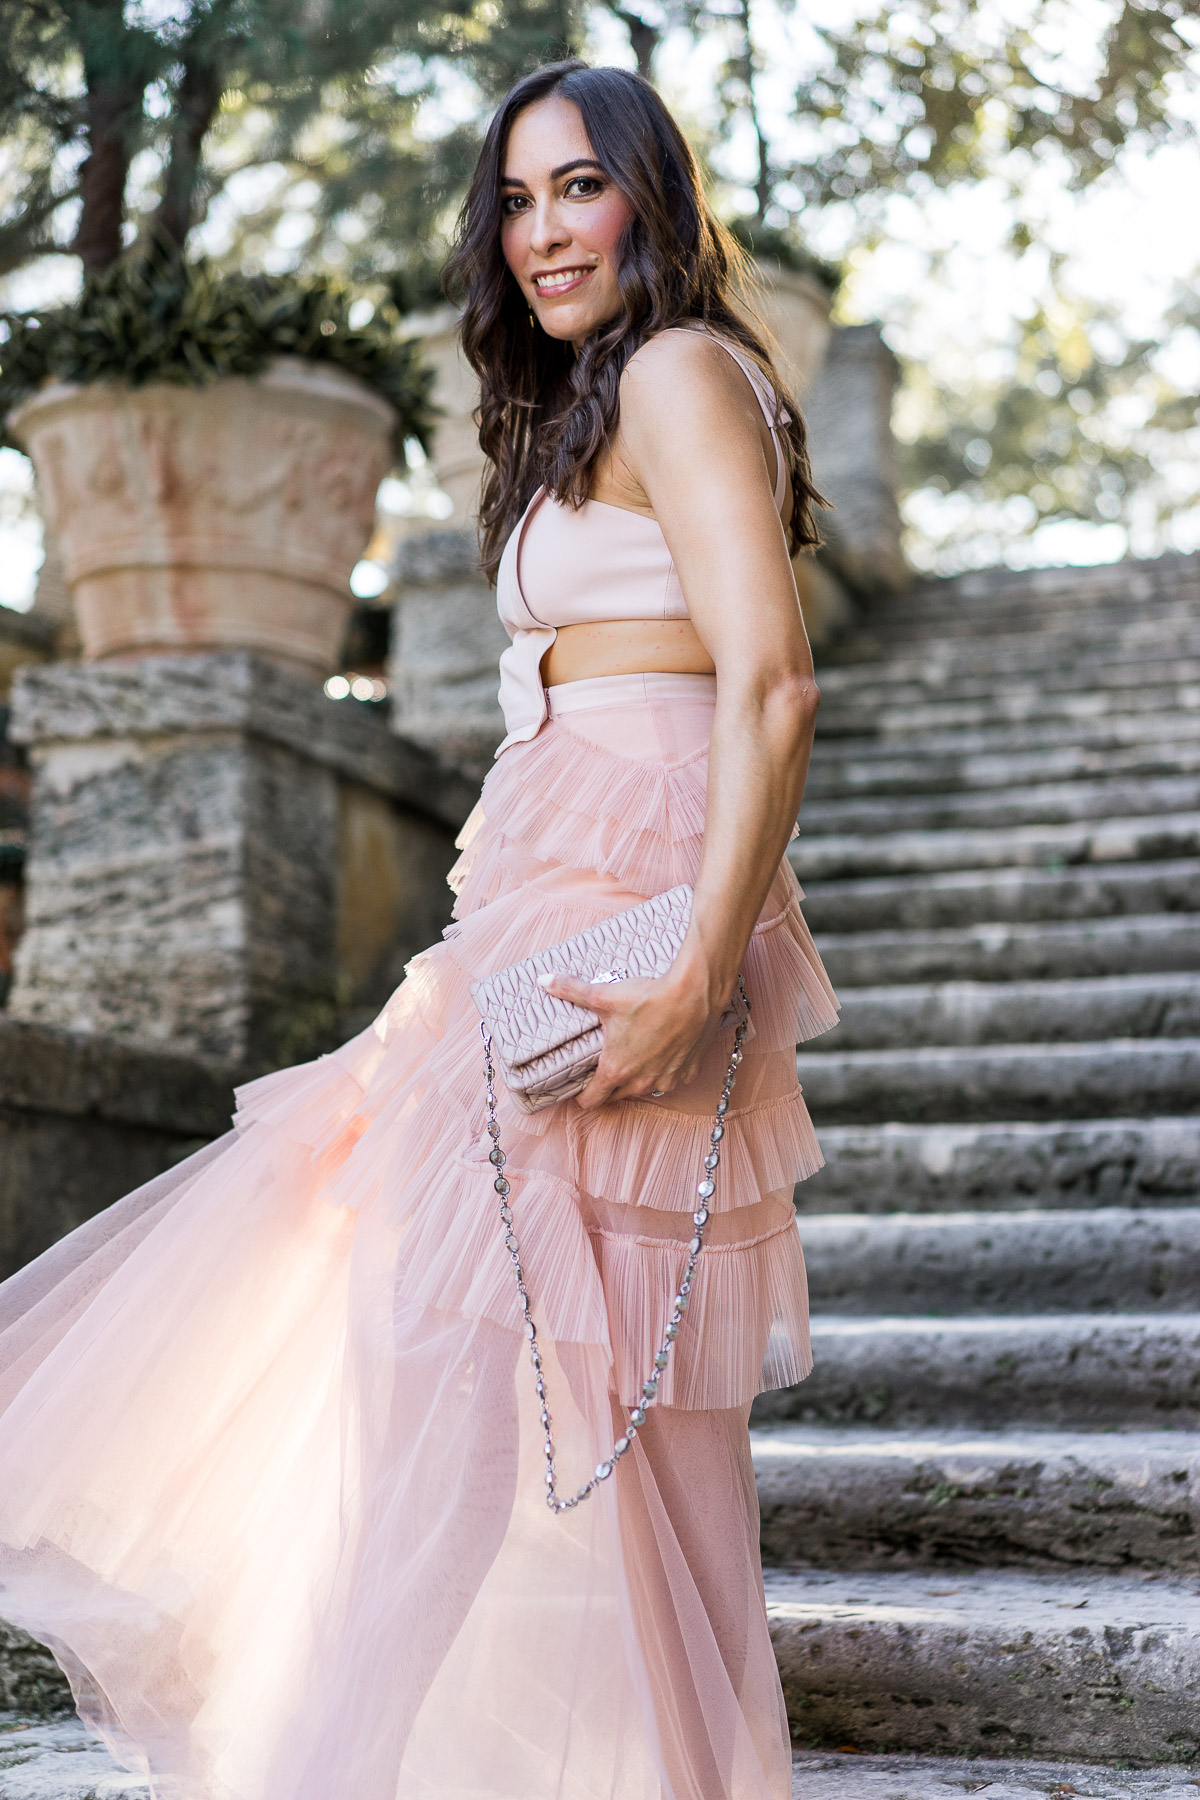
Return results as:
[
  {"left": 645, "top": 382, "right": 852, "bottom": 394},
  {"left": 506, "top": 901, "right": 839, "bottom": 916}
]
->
[{"left": 547, "top": 330, "right": 821, "bottom": 1108}]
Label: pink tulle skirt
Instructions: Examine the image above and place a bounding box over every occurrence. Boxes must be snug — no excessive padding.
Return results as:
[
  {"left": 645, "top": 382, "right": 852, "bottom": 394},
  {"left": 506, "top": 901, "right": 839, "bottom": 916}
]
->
[{"left": 0, "top": 671, "right": 839, "bottom": 1800}]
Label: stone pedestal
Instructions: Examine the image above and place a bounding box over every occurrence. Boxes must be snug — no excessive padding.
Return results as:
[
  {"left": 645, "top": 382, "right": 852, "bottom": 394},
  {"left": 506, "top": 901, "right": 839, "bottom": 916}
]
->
[
  {"left": 397, "top": 306, "right": 486, "bottom": 529},
  {"left": 8, "top": 653, "right": 476, "bottom": 1068},
  {"left": 389, "top": 530, "right": 508, "bottom": 778},
  {"left": 804, "top": 325, "right": 907, "bottom": 597},
  {"left": 749, "top": 261, "right": 834, "bottom": 398}
]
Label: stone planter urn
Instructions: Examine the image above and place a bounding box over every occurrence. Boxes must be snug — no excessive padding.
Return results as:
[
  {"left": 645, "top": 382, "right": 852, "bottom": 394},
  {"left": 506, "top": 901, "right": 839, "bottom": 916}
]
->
[{"left": 11, "top": 357, "right": 395, "bottom": 678}]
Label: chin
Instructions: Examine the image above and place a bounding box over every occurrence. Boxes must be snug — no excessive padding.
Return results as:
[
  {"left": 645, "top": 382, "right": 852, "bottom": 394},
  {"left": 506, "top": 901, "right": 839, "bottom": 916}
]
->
[{"left": 548, "top": 313, "right": 609, "bottom": 344}]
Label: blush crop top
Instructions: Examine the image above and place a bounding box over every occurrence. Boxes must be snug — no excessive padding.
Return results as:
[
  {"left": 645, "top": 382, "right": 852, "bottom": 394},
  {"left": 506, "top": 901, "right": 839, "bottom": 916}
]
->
[{"left": 492, "top": 320, "right": 793, "bottom": 756}]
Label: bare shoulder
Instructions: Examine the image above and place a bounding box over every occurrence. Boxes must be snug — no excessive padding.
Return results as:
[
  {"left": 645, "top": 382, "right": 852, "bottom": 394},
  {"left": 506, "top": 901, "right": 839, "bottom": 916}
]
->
[{"left": 619, "top": 327, "right": 757, "bottom": 428}]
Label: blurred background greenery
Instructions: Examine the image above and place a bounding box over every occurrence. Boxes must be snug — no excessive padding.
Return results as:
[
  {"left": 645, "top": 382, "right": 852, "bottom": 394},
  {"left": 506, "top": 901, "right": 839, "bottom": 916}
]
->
[{"left": 0, "top": 0, "right": 1197, "bottom": 597}]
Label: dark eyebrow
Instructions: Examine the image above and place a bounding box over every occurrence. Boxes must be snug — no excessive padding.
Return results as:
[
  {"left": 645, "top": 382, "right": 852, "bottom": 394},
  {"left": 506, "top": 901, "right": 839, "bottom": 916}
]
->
[{"left": 499, "top": 158, "right": 605, "bottom": 188}]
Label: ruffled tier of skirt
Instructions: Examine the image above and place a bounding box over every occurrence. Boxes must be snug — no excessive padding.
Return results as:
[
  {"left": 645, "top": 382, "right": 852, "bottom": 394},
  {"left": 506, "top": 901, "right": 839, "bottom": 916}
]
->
[{"left": 448, "top": 704, "right": 839, "bottom": 1058}]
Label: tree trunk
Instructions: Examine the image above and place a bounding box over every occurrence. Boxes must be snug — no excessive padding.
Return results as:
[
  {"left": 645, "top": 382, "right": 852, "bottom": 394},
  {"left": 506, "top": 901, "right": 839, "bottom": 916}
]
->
[
  {"left": 155, "top": 51, "right": 225, "bottom": 254},
  {"left": 609, "top": 5, "right": 660, "bottom": 81},
  {"left": 72, "top": 0, "right": 153, "bottom": 274},
  {"left": 75, "top": 88, "right": 139, "bottom": 272},
  {"left": 735, "top": 0, "right": 771, "bottom": 224}
]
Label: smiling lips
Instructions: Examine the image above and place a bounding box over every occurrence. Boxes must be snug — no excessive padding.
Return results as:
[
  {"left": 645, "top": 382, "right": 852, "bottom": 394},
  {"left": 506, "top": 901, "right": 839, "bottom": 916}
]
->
[{"left": 533, "top": 266, "right": 594, "bottom": 294}]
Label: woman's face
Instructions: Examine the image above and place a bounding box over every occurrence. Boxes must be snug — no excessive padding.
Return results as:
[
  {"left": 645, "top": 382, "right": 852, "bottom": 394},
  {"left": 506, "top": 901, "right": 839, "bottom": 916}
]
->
[{"left": 499, "top": 95, "right": 635, "bottom": 350}]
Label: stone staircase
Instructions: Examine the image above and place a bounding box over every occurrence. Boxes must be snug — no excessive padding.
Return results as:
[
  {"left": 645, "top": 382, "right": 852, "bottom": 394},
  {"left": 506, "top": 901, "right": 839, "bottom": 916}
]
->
[{"left": 756, "top": 550, "right": 1200, "bottom": 1771}]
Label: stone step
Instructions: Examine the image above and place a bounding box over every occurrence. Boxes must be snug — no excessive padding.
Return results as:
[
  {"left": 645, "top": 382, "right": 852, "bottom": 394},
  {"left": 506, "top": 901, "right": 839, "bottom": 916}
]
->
[
  {"left": 799, "top": 1207, "right": 1200, "bottom": 1314},
  {"left": 821, "top": 974, "right": 1200, "bottom": 1051},
  {"left": 818, "top": 636, "right": 1200, "bottom": 694},
  {"left": 894, "top": 552, "right": 1199, "bottom": 613},
  {"left": 754, "top": 1425, "right": 1200, "bottom": 1573},
  {"left": 792, "top": 810, "right": 1200, "bottom": 883},
  {"left": 863, "top": 595, "right": 1200, "bottom": 645},
  {"left": 861, "top": 592, "right": 1197, "bottom": 634},
  {"left": 888, "top": 605, "right": 1200, "bottom": 648},
  {"left": 875, "top": 565, "right": 1198, "bottom": 610},
  {"left": 849, "top": 604, "right": 1194, "bottom": 655},
  {"left": 797, "top": 1118, "right": 1200, "bottom": 1215},
  {"left": 818, "top": 630, "right": 1200, "bottom": 681},
  {"left": 753, "top": 1312, "right": 1200, "bottom": 1429},
  {"left": 800, "top": 774, "right": 1200, "bottom": 838},
  {"left": 900, "top": 561, "right": 1198, "bottom": 605},
  {"left": 789, "top": 1748, "right": 1200, "bottom": 1798},
  {"left": 0, "top": 1721, "right": 144, "bottom": 1799},
  {"left": 816, "top": 914, "right": 1200, "bottom": 987},
  {"left": 767, "top": 1565, "right": 1200, "bottom": 1761},
  {"left": 4, "top": 1720, "right": 1198, "bottom": 1800},
  {"left": 823, "top": 616, "right": 1200, "bottom": 677},
  {"left": 809, "top": 705, "right": 1200, "bottom": 769},
  {"left": 817, "top": 685, "right": 1200, "bottom": 733},
  {"left": 805, "top": 726, "right": 1200, "bottom": 801},
  {"left": 798, "top": 806, "right": 1200, "bottom": 882},
  {"left": 796, "top": 1038, "right": 1200, "bottom": 1125},
  {"left": 818, "top": 683, "right": 1200, "bottom": 740},
  {"left": 801, "top": 861, "right": 1200, "bottom": 936},
  {"left": 907, "top": 548, "right": 1198, "bottom": 596}
]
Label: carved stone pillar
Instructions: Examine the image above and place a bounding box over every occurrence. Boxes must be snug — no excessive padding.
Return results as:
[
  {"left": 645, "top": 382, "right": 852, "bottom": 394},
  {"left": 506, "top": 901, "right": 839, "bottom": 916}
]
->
[
  {"left": 388, "top": 531, "right": 508, "bottom": 781},
  {"left": 749, "top": 260, "right": 834, "bottom": 399},
  {"left": 804, "top": 325, "right": 908, "bottom": 598}
]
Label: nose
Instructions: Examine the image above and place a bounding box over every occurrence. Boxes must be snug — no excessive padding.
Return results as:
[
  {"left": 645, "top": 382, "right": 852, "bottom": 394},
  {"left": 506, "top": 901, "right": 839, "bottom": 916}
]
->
[{"left": 528, "top": 194, "right": 571, "bottom": 259}]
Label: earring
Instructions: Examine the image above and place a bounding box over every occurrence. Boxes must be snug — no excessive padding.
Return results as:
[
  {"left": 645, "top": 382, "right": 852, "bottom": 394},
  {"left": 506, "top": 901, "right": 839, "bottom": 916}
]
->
[{"left": 528, "top": 307, "right": 536, "bottom": 328}]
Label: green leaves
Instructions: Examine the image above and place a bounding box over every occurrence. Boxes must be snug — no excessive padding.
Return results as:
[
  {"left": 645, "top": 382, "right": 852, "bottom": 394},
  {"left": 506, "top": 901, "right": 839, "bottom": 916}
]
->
[
  {"left": 786, "top": 0, "right": 1200, "bottom": 212},
  {"left": 0, "top": 240, "right": 437, "bottom": 460},
  {"left": 0, "top": 0, "right": 587, "bottom": 282}
]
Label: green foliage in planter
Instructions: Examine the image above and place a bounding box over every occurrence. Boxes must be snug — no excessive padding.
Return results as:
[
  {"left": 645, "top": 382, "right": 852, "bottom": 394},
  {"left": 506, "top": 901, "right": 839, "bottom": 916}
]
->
[{"left": 0, "top": 245, "right": 438, "bottom": 462}]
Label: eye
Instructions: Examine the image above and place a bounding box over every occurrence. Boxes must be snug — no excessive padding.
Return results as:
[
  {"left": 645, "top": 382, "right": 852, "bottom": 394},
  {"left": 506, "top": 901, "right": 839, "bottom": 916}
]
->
[
  {"left": 501, "top": 194, "right": 530, "bottom": 216},
  {"left": 565, "top": 176, "right": 604, "bottom": 198}
]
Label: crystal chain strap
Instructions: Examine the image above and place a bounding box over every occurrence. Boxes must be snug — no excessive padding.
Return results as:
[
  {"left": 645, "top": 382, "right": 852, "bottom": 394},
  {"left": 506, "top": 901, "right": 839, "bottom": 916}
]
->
[{"left": 480, "top": 976, "right": 750, "bottom": 1514}]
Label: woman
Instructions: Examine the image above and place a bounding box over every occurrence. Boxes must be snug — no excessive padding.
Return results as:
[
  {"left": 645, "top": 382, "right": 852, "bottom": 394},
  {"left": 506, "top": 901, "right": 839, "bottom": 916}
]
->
[{"left": 0, "top": 58, "right": 838, "bottom": 1800}]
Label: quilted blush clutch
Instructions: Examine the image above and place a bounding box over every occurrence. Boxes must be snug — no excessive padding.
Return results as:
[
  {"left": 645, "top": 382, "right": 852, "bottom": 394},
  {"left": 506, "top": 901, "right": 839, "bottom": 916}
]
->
[{"left": 468, "top": 883, "right": 748, "bottom": 1112}]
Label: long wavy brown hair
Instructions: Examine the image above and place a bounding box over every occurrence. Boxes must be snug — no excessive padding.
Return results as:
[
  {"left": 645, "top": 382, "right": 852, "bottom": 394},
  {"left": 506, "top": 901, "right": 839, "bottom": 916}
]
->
[{"left": 443, "top": 59, "right": 828, "bottom": 584}]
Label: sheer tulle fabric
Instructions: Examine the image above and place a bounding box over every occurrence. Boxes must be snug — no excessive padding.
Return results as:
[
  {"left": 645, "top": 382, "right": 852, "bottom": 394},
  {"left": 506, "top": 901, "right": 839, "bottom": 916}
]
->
[{"left": 0, "top": 673, "right": 837, "bottom": 1800}]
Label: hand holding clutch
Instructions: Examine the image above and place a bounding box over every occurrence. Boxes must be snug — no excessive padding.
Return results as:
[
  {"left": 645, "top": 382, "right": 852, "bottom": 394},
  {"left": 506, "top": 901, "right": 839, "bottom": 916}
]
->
[{"left": 468, "top": 884, "right": 748, "bottom": 1112}]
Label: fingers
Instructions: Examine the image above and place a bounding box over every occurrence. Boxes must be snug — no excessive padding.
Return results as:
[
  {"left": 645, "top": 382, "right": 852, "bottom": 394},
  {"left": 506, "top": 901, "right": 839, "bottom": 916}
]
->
[
  {"left": 536, "top": 971, "right": 619, "bottom": 1011},
  {"left": 575, "top": 1072, "right": 616, "bottom": 1111},
  {"left": 576, "top": 1059, "right": 677, "bottom": 1111}
]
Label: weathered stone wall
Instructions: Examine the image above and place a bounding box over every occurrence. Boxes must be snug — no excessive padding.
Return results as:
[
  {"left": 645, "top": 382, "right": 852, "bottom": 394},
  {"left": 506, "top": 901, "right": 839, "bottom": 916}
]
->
[
  {"left": 0, "top": 608, "right": 56, "bottom": 698},
  {"left": 7, "top": 653, "right": 476, "bottom": 1068},
  {"left": 0, "top": 1012, "right": 233, "bottom": 1280}
]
